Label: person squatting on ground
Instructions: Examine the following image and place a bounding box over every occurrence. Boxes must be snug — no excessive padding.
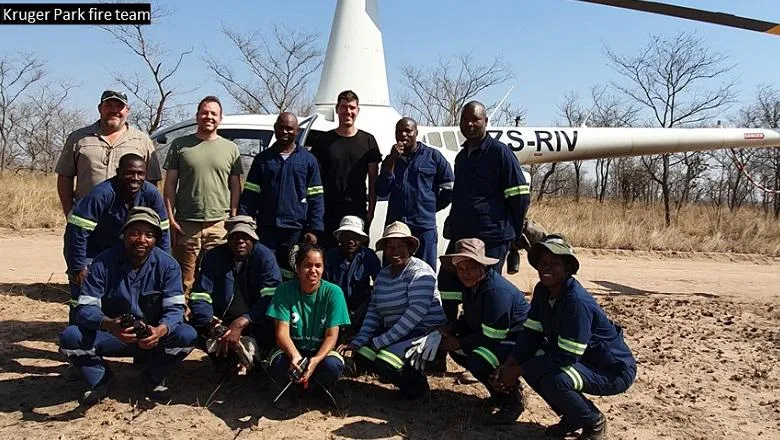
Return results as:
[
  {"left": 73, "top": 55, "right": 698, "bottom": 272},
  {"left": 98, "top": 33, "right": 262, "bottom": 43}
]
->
[
  {"left": 265, "top": 244, "right": 351, "bottom": 409},
  {"left": 310, "top": 90, "right": 382, "bottom": 248},
  {"left": 63, "top": 153, "right": 170, "bottom": 322},
  {"left": 435, "top": 238, "right": 530, "bottom": 424},
  {"left": 59, "top": 207, "right": 197, "bottom": 405},
  {"left": 338, "top": 222, "right": 447, "bottom": 400},
  {"left": 376, "top": 117, "right": 454, "bottom": 271},
  {"left": 55, "top": 89, "right": 161, "bottom": 218},
  {"left": 239, "top": 112, "right": 324, "bottom": 281},
  {"left": 189, "top": 215, "right": 282, "bottom": 376},
  {"left": 438, "top": 101, "right": 531, "bottom": 322},
  {"left": 491, "top": 234, "right": 637, "bottom": 439},
  {"left": 164, "top": 96, "right": 243, "bottom": 295},
  {"left": 323, "top": 215, "right": 382, "bottom": 335}
]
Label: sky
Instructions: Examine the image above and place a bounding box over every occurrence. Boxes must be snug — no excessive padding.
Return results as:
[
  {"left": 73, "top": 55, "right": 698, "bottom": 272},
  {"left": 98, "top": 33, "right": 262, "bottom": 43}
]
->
[{"left": 0, "top": 0, "right": 778, "bottom": 127}]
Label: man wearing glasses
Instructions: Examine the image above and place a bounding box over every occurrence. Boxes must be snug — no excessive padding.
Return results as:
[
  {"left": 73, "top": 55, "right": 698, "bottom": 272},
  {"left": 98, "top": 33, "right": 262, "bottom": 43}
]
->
[{"left": 55, "top": 90, "right": 162, "bottom": 218}]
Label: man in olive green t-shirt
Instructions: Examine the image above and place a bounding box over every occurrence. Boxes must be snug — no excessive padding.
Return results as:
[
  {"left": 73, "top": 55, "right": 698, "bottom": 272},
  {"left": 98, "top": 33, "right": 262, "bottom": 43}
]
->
[{"left": 163, "top": 96, "right": 243, "bottom": 294}]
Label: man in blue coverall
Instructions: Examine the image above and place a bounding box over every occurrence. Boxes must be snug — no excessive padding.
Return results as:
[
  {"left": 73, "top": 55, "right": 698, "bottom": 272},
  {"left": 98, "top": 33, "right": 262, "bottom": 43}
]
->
[
  {"left": 239, "top": 112, "right": 324, "bottom": 280},
  {"left": 376, "top": 117, "right": 454, "bottom": 271},
  {"left": 59, "top": 207, "right": 196, "bottom": 405},
  {"left": 438, "top": 101, "right": 531, "bottom": 322},
  {"left": 64, "top": 153, "right": 170, "bottom": 320},
  {"left": 189, "top": 215, "right": 282, "bottom": 373}
]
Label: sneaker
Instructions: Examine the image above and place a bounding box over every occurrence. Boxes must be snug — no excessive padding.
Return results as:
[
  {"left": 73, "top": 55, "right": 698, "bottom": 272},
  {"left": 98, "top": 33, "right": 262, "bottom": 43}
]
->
[
  {"left": 144, "top": 380, "right": 172, "bottom": 403},
  {"left": 545, "top": 418, "right": 575, "bottom": 437},
  {"left": 80, "top": 369, "right": 114, "bottom": 406},
  {"left": 579, "top": 413, "right": 607, "bottom": 440},
  {"left": 63, "top": 364, "right": 82, "bottom": 382},
  {"left": 488, "top": 389, "right": 525, "bottom": 425},
  {"left": 455, "top": 370, "right": 479, "bottom": 385}
]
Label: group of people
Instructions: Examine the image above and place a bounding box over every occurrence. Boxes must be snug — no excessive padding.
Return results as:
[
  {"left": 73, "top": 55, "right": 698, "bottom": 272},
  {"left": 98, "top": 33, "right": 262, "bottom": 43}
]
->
[{"left": 55, "top": 87, "right": 636, "bottom": 439}]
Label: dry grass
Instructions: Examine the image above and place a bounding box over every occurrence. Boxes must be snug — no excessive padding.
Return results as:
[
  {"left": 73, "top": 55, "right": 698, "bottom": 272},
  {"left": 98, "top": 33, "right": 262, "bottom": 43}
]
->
[{"left": 0, "top": 173, "right": 778, "bottom": 256}]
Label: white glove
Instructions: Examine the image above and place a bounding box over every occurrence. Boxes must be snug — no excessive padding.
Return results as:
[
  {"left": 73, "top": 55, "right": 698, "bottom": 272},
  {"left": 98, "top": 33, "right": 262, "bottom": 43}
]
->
[
  {"left": 420, "top": 331, "right": 441, "bottom": 362},
  {"left": 404, "top": 330, "right": 442, "bottom": 371}
]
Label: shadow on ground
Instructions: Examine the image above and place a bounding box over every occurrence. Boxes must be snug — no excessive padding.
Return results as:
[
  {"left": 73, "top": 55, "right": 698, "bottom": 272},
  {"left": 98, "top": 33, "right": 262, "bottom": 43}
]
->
[
  {"left": 591, "top": 280, "right": 718, "bottom": 299},
  {"left": 0, "top": 282, "right": 70, "bottom": 304}
]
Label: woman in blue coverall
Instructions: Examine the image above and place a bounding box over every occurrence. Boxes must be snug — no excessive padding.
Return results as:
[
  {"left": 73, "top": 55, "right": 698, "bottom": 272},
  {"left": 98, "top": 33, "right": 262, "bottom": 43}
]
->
[{"left": 491, "top": 234, "right": 636, "bottom": 440}]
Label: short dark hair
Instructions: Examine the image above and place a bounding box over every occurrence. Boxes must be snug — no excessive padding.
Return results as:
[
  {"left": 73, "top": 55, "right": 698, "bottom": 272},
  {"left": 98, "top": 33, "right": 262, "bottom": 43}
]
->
[
  {"left": 118, "top": 153, "right": 145, "bottom": 170},
  {"left": 294, "top": 243, "right": 326, "bottom": 268},
  {"left": 197, "top": 95, "right": 222, "bottom": 114},
  {"left": 336, "top": 90, "right": 359, "bottom": 107}
]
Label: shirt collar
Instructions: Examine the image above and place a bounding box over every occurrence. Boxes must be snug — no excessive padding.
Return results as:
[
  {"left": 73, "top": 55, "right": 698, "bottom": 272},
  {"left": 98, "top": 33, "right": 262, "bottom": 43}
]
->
[{"left": 460, "top": 133, "right": 491, "bottom": 152}]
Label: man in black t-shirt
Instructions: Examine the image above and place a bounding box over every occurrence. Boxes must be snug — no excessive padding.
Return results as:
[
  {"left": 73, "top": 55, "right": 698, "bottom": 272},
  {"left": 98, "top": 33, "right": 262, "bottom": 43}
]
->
[{"left": 310, "top": 90, "right": 382, "bottom": 249}]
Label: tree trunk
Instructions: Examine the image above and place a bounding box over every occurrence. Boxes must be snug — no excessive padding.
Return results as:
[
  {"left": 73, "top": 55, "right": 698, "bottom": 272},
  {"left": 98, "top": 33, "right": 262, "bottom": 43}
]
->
[{"left": 662, "top": 154, "right": 671, "bottom": 227}]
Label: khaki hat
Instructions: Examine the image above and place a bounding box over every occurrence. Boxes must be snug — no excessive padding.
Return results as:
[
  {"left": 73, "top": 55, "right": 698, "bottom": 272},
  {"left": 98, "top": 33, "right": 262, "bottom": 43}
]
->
[
  {"left": 439, "top": 238, "right": 499, "bottom": 272},
  {"left": 527, "top": 233, "right": 580, "bottom": 275},
  {"left": 333, "top": 215, "right": 368, "bottom": 242},
  {"left": 122, "top": 206, "right": 162, "bottom": 235},
  {"left": 224, "top": 215, "right": 259, "bottom": 241},
  {"left": 375, "top": 221, "right": 420, "bottom": 254},
  {"left": 100, "top": 89, "right": 129, "bottom": 106}
]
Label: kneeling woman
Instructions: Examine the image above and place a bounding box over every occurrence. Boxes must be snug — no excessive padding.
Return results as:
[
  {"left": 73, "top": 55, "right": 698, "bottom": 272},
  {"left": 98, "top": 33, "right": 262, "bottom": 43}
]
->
[
  {"left": 265, "top": 244, "right": 351, "bottom": 408},
  {"left": 339, "top": 222, "right": 447, "bottom": 400},
  {"left": 492, "top": 234, "right": 636, "bottom": 439}
]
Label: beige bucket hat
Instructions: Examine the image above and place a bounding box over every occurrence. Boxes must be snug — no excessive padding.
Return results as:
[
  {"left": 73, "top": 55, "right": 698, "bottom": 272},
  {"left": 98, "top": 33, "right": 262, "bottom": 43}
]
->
[
  {"left": 333, "top": 215, "right": 369, "bottom": 242},
  {"left": 439, "top": 238, "right": 499, "bottom": 272},
  {"left": 375, "top": 221, "right": 420, "bottom": 254},
  {"left": 224, "top": 215, "right": 259, "bottom": 241}
]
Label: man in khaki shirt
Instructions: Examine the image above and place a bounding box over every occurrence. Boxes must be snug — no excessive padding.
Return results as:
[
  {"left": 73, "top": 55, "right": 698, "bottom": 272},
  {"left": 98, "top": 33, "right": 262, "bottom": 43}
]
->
[
  {"left": 55, "top": 90, "right": 162, "bottom": 217},
  {"left": 163, "top": 96, "right": 243, "bottom": 295}
]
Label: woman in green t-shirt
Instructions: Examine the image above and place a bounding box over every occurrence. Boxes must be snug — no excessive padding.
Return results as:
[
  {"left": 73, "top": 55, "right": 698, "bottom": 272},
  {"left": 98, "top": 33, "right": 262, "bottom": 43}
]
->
[{"left": 266, "top": 244, "right": 351, "bottom": 409}]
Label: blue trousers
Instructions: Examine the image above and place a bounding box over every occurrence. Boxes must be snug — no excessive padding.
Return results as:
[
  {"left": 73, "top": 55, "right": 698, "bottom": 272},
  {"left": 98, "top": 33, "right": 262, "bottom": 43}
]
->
[
  {"left": 354, "top": 330, "right": 429, "bottom": 400},
  {"left": 527, "top": 362, "right": 636, "bottom": 429},
  {"left": 450, "top": 339, "right": 516, "bottom": 398},
  {"left": 438, "top": 240, "right": 509, "bottom": 322},
  {"left": 258, "top": 226, "right": 301, "bottom": 281},
  {"left": 59, "top": 324, "right": 197, "bottom": 388},
  {"left": 269, "top": 348, "right": 344, "bottom": 389},
  {"left": 411, "top": 227, "right": 438, "bottom": 271}
]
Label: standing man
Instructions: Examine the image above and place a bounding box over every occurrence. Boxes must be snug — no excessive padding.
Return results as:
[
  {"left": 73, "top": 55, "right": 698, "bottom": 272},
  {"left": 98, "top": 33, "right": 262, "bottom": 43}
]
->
[
  {"left": 310, "top": 90, "right": 382, "bottom": 249},
  {"left": 56, "top": 90, "right": 161, "bottom": 218},
  {"left": 376, "top": 117, "right": 454, "bottom": 271},
  {"left": 163, "top": 96, "right": 243, "bottom": 295},
  {"left": 238, "top": 112, "right": 324, "bottom": 280},
  {"left": 438, "top": 101, "right": 531, "bottom": 322}
]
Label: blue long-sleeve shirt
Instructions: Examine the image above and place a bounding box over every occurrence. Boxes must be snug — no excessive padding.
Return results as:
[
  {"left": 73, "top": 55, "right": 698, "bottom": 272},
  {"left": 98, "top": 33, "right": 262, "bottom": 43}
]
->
[
  {"left": 64, "top": 177, "right": 169, "bottom": 274},
  {"left": 74, "top": 245, "right": 186, "bottom": 334},
  {"left": 375, "top": 142, "right": 454, "bottom": 230},
  {"left": 324, "top": 246, "right": 382, "bottom": 310},
  {"left": 449, "top": 136, "right": 530, "bottom": 244},
  {"left": 238, "top": 144, "right": 324, "bottom": 232},
  {"left": 455, "top": 269, "right": 529, "bottom": 353},
  {"left": 189, "top": 242, "right": 282, "bottom": 328},
  {"left": 512, "top": 277, "right": 636, "bottom": 386}
]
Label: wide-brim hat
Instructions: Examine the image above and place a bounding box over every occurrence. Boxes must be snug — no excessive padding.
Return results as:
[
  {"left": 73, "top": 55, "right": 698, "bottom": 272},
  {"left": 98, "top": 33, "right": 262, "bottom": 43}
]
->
[
  {"left": 527, "top": 233, "right": 580, "bottom": 275},
  {"left": 122, "top": 206, "right": 162, "bottom": 236},
  {"left": 439, "top": 238, "right": 499, "bottom": 272},
  {"left": 224, "top": 215, "right": 259, "bottom": 241},
  {"left": 375, "top": 221, "right": 419, "bottom": 254},
  {"left": 333, "top": 215, "right": 368, "bottom": 242}
]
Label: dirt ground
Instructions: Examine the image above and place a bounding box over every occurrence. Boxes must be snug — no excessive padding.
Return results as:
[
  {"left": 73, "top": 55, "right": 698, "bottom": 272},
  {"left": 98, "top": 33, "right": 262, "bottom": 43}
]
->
[{"left": 0, "top": 229, "right": 778, "bottom": 440}]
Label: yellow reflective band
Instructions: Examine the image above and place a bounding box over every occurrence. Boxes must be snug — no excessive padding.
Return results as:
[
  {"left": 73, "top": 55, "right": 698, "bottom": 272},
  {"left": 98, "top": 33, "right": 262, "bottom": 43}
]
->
[
  {"left": 160, "top": 219, "right": 170, "bottom": 230},
  {"left": 376, "top": 349, "right": 404, "bottom": 370},
  {"left": 328, "top": 350, "right": 344, "bottom": 364},
  {"left": 504, "top": 185, "right": 530, "bottom": 198},
  {"left": 473, "top": 346, "right": 499, "bottom": 369},
  {"left": 260, "top": 287, "right": 276, "bottom": 297},
  {"left": 189, "top": 292, "right": 212, "bottom": 304},
  {"left": 67, "top": 214, "right": 97, "bottom": 231},
  {"left": 357, "top": 345, "right": 376, "bottom": 361},
  {"left": 268, "top": 349, "right": 284, "bottom": 364},
  {"left": 440, "top": 291, "right": 462, "bottom": 301},
  {"left": 558, "top": 336, "right": 587, "bottom": 356},
  {"left": 244, "top": 181, "right": 261, "bottom": 193},
  {"left": 523, "top": 319, "right": 543, "bottom": 332},
  {"left": 307, "top": 185, "right": 324, "bottom": 196},
  {"left": 481, "top": 324, "right": 509, "bottom": 339},
  {"left": 280, "top": 269, "right": 295, "bottom": 280},
  {"left": 561, "top": 365, "right": 583, "bottom": 391},
  {"left": 67, "top": 298, "right": 78, "bottom": 307}
]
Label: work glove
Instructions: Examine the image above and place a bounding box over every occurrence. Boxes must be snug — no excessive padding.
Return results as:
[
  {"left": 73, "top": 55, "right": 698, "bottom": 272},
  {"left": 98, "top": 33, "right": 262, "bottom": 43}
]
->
[{"left": 405, "top": 330, "right": 442, "bottom": 371}]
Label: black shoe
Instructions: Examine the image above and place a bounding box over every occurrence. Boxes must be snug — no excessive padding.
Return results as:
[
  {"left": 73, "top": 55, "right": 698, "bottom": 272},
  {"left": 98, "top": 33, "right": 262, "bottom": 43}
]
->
[
  {"left": 80, "top": 369, "right": 114, "bottom": 406},
  {"left": 63, "top": 364, "right": 82, "bottom": 382},
  {"left": 545, "top": 418, "right": 575, "bottom": 437},
  {"left": 142, "top": 372, "right": 172, "bottom": 403},
  {"left": 488, "top": 389, "right": 525, "bottom": 425},
  {"left": 579, "top": 413, "right": 607, "bottom": 440}
]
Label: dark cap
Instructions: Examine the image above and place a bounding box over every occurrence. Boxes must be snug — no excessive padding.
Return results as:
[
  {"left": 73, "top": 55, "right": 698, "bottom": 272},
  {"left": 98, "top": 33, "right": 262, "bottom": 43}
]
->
[
  {"left": 122, "top": 206, "right": 162, "bottom": 236},
  {"left": 100, "top": 90, "right": 128, "bottom": 106}
]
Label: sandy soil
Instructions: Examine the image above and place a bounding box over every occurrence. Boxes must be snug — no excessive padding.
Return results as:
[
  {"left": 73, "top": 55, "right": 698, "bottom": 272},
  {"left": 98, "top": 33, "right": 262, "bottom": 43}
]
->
[{"left": 0, "top": 229, "right": 778, "bottom": 439}]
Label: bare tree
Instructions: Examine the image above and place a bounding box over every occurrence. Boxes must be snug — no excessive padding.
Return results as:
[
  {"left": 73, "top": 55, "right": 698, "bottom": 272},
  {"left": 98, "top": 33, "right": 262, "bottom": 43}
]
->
[
  {"left": 492, "top": 101, "right": 527, "bottom": 127},
  {"left": 99, "top": 3, "right": 192, "bottom": 133},
  {"left": 606, "top": 32, "right": 736, "bottom": 226},
  {"left": 399, "top": 54, "right": 513, "bottom": 126},
  {"left": 205, "top": 25, "right": 322, "bottom": 115},
  {"left": 0, "top": 53, "right": 45, "bottom": 174}
]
